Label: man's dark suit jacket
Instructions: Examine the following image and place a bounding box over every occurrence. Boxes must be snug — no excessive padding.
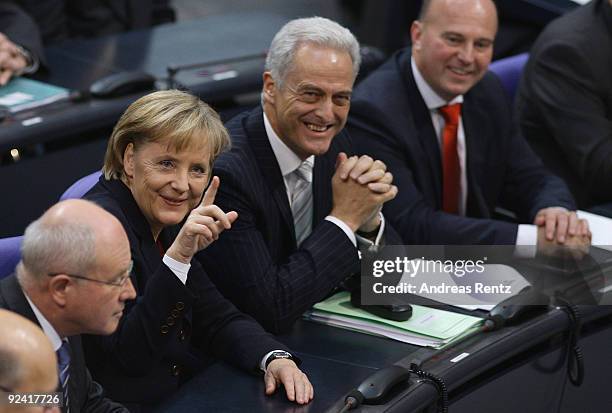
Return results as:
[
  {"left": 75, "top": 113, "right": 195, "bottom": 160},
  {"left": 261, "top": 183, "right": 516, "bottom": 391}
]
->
[
  {"left": 197, "top": 106, "right": 401, "bottom": 333},
  {"left": 0, "top": 275, "right": 127, "bottom": 413},
  {"left": 83, "top": 177, "right": 291, "bottom": 412},
  {"left": 0, "top": 0, "right": 173, "bottom": 68},
  {"left": 348, "top": 48, "right": 575, "bottom": 245},
  {"left": 516, "top": 0, "right": 612, "bottom": 208}
]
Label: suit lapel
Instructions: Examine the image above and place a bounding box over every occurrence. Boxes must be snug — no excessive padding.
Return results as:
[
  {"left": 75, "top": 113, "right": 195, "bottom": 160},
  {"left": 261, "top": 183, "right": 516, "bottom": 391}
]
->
[
  {"left": 0, "top": 276, "right": 37, "bottom": 323},
  {"left": 404, "top": 58, "right": 444, "bottom": 204},
  {"left": 100, "top": 179, "right": 159, "bottom": 286},
  {"left": 245, "top": 108, "right": 296, "bottom": 245},
  {"left": 312, "top": 154, "right": 333, "bottom": 225},
  {"left": 461, "top": 94, "right": 491, "bottom": 217}
]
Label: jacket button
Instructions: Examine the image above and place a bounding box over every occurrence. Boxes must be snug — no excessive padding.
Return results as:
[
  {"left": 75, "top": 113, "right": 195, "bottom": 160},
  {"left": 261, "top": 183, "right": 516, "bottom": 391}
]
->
[
  {"left": 179, "top": 329, "right": 186, "bottom": 341},
  {"left": 161, "top": 325, "right": 169, "bottom": 334},
  {"left": 171, "top": 364, "right": 180, "bottom": 376},
  {"left": 171, "top": 309, "right": 180, "bottom": 318},
  {"left": 176, "top": 301, "right": 185, "bottom": 310}
]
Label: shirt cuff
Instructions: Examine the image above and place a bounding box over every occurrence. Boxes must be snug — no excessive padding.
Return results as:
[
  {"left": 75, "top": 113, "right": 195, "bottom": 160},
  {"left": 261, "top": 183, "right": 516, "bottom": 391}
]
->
[
  {"left": 514, "top": 224, "right": 537, "bottom": 259},
  {"left": 260, "top": 350, "right": 285, "bottom": 372},
  {"left": 162, "top": 254, "right": 191, "bottom": 285},
  {"left": 324, "top": 216, "right": 357, "bottom": 247},
  {"left": 356, "top": 212, "right": 385, "bottom": 247}
]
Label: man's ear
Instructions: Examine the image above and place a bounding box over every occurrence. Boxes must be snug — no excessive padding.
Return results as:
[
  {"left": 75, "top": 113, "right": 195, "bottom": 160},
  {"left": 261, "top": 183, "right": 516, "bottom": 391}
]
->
[
  {"left": 262, "top": 72, "right": 276, "bottom": 104},
  {"left": 123, "top": 143, "right": 135, "bottom": 178},
  {"left": 411, "top": 21, "right": 423, "bottom": 51},
  {"left": 48, "top": 275, "right": 71, "bottom": 308}
]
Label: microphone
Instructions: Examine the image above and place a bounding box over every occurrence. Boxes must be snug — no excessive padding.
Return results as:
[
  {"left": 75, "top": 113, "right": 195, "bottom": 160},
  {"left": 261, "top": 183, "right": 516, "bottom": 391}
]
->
[
  {"left": 483, "top": 286, "right": 549, "bottom": 331},
  {"left": 340, "top": 365, "right": 411, "bottom": 411}
]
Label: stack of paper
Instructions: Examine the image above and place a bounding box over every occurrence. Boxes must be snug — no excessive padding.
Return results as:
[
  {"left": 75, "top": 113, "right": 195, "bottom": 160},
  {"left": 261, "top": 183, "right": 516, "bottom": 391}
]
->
[
  {"left": 400, "top": 263, "right": 531, "bottom": 311},
  {"left": 305, "top": 292, "right": 483, "bottom": 348},
  {"left": 0, "top": 77, "right": 70, "bottom": 113}
]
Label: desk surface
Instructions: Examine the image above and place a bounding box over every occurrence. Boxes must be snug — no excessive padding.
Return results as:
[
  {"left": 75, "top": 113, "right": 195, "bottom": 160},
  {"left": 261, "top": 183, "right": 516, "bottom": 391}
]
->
[
  {"left": 0, "top": 12, "right": 289, "bottom": 151},
  {"left": 156, "top": 320, "right": 427, "bottom": 413},
  {"left": 157, "top": 304, "right": 612, "bottom": 412},
  {"left": 54, "top": 12, "right": 286, "bottom": 79}
]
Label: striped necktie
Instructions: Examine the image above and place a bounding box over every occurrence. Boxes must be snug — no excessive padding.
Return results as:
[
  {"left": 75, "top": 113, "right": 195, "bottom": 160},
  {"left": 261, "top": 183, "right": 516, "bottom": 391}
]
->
[
  {"left": 57, "top": 339, "right": 71, "bottom": 413},
  {"left": 288, "top": 158, "right": 314, "bottom": 246}
]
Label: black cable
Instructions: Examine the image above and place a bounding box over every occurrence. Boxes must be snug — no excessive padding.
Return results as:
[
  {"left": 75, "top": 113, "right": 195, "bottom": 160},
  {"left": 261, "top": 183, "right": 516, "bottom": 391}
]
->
[
  {"left": 410, "top": 363, "right": 449, "bottom": 413},
  {"left": 338, "top": 399, "right": 356, "bottom": 413},
  {"left": 339, "top": 389, "right": 362, "bottom": 412},
  {"left": 555, "top": 294, "right": 585, "bottom": 387}
]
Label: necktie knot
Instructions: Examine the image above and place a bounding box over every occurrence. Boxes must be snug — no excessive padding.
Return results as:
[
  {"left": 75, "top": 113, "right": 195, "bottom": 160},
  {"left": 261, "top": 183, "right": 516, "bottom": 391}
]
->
[
  {"left": 438, "top": 103, "right": 462, "bottom": 127},
  {"left": 293, "top": 158, "right": 313, "bottom": 183}
]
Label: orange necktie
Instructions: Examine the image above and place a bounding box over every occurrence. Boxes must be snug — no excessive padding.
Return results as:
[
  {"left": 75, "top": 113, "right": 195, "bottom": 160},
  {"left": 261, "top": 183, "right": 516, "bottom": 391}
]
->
[{"left": 438, "top": 104, "right": 462, "bottom": 214}]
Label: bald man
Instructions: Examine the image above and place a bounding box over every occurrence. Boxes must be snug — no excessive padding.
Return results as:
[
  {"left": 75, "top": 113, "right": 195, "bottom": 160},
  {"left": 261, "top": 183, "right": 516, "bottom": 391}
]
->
[
  {"left": 0, "top": 309, "right": 59, "bottom": 413},
  {"left": 349, "top": 0, "right": 591, "bottom": 251},
  {"left": 0, "top": 199, "right": 133, "bottom": 412}
]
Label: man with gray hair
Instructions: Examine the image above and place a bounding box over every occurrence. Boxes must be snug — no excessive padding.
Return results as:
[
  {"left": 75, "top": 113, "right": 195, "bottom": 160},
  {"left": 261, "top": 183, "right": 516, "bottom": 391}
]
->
[
  {"left": 198, "top": 17, "right": 399, "bottom": 333},
  {"left": 0, "top": 309, "right": 59, "bottom": 413},
  {"left": 0, "top": 199, "right": 134, "bottom": 412}
]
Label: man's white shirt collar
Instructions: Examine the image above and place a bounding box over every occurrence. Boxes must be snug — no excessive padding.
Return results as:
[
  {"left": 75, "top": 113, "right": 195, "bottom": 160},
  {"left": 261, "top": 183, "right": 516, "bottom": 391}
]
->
[
  {"left": 411, "top": 57, "right": 463, "bottom": 109},
  {"left": 263, "top": 111, "right": 314, "bottom": 177},
  {"left": 24, "top": 293, "right": 63, "bottom": 351}
]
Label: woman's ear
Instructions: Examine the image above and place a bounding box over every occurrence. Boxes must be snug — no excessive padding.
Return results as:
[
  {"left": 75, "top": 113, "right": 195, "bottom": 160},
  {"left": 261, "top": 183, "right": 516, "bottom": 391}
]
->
[{"left": 123, "top": 143, "right": 135, "bottom": 178}]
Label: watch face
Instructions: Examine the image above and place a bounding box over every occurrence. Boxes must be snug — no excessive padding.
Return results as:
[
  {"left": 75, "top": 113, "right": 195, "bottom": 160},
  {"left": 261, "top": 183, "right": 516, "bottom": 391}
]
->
[
  {"left": 266, "top": 351, "right": 293, "bottom": 368},
  {"left": 272, "top": 351, "right": 291, "bottom": 357}
]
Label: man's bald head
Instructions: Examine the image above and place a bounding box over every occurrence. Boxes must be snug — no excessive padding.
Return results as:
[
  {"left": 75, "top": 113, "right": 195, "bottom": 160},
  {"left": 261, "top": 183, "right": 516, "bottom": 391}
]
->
[
  {"left": 0, "top": 309, "right": 57, "bottom": 395},
  {"left": 19, "top": 199, "right": 127, "bottom": 281},
  {"left": 17, "top": 199, "right": 135, "bottom": 338},
  {"left": 411, "top": 0, "right": 498, "bottom": 101},
  {"left": 418, "top": 0, "right": 498, "bottom": 22}
]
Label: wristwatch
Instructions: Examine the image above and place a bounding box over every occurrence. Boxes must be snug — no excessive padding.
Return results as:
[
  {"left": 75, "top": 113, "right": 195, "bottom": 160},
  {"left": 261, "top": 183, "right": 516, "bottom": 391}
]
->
[{"left": 264, "top": 350, "right": 294, "bottom": 369}]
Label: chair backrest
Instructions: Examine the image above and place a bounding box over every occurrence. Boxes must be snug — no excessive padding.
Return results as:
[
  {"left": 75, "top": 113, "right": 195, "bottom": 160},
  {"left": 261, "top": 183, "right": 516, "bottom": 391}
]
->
[
  {"left": 488, "top": 53, "right": 529, "bottom": 102},
  {"left": 1, "top": 172, "right": 102, "bottom": 279},
  {"left": 60, "top": 171, "right": 102, "bottom": 201},
  {"left": 0, "top": 236, "right": 23, "bottom": 279}
]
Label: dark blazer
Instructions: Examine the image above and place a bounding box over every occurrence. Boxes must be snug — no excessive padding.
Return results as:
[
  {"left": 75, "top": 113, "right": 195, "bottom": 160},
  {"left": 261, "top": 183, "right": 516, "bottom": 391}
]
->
[
  {"left": 348, "top": 48, "right": 575, "bottom": 245},
  {"left": 0, "top": 0, "right": 173, "bottom": 68},
  {"left": 197, "top": 106, "right": 400, "bottom": 333},
  {"left": 83, "top": 178, "right": 291, "bottom": 412},
  {"left": 0, "top": 275, "right": 127, "bottom": 413},
  {"left": 516, "top": 0, "right": 612, "bottom": 208}
]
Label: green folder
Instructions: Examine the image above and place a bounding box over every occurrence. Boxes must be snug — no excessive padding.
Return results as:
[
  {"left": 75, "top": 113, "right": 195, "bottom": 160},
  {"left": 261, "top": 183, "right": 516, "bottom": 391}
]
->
[
  {"left": 307, "top": 292, "right": 483, "bottom": 347},
  {"left": 0, "top": 77, "right": 70, "bottom": 113}
]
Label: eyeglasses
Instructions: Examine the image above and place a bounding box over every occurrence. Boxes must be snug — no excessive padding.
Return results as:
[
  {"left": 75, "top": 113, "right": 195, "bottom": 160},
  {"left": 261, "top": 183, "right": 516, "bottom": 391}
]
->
[{"left": 48, "top": 261, "right": 133, "bottom": 287}]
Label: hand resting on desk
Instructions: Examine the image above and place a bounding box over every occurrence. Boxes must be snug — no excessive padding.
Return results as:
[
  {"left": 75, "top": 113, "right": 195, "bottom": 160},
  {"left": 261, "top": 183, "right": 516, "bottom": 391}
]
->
[
  {"left": 535, "top": 207, "right": 591, "bottom": 258},
  {"left": 265, "top": 359, "right": 314, "bottom": 405}
]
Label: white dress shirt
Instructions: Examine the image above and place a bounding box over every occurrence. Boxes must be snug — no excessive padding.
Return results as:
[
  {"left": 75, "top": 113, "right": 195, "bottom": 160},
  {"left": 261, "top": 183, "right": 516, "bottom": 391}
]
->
[{"left": 25, "top": 293, "right": 62, "bottom": 351}]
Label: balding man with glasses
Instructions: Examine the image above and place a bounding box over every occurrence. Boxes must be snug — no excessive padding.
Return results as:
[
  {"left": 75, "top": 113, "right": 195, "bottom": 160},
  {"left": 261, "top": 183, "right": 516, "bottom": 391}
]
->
[{"left": 0, "top": 199, "right": 133, "bottom": 413}]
